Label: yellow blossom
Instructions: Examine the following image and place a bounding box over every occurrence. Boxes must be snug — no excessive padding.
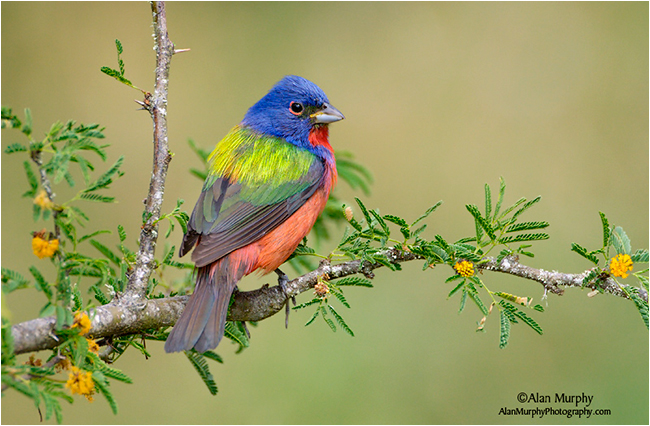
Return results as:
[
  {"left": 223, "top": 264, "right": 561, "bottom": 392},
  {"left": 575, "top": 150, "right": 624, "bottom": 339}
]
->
[
  {"left": 33, "top": 190, "right": 54, "bottom": 209},
  {"left": 65, "top": 366, "right": 95, "bottom": 402},
  {"left": 454, "top": 260, "right": 474, "bottom": 278},
  {"left": 31, "top": 234, "right": 59, "bottom": 259},
  {"left": 610, "top": 254, "right": 633, "bottom": 279},
  {"left": 86, "top": 338, "right": 100, "bottom": 354},
  {"left": 72, "top": 312, "right": 92, "bottom": 335}
]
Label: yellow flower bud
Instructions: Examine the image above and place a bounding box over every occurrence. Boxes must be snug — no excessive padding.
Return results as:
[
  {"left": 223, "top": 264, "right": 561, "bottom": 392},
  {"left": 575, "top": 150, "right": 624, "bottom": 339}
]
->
[
  {"left": 33, "top": 190, "right": 54, "bottom": 209},
  {"left": 31, "top": 231, "right": 59, "bottom": 259},
  {"left": 72, "top": 312, "right": 92, "bottom": 335},
  {"left": 66, "top": 366, "right": 95, "bottom": 402},
  {"left": 454, "top": 260, "right": 474, "bottom": 278},
  {"left": 610, "top": 254, "right": 633, "bottom": 279}
]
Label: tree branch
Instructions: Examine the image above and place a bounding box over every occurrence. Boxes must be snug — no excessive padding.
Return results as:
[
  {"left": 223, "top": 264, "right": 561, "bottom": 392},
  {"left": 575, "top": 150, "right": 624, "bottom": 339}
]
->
[
  {"left": 11, "top": 248, "right": 644, "bottom": 355},
  {"left": 122, "top": 1, "right": 174, "bottom": 304}
]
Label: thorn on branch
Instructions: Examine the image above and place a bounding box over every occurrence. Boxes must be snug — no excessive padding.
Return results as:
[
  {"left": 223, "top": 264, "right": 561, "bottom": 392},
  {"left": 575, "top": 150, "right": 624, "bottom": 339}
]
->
[{"left": 134, "top": 93, "right": 153, "bottom": 111}]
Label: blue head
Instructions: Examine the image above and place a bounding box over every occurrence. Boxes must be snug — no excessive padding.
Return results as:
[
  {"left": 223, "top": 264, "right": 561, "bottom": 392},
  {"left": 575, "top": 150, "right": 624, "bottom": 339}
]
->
[{"left": 241, "top": 75, "right": 344, "bottom": 155}]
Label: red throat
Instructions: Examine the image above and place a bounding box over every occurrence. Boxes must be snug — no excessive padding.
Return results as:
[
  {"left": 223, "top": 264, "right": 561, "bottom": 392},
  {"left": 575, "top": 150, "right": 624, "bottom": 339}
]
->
[
  {"left": 308, "top": 125, "right": 337, "bottom": 187},
  {"left": 309, "top": 125, "right": 333, "bottom": 153}
]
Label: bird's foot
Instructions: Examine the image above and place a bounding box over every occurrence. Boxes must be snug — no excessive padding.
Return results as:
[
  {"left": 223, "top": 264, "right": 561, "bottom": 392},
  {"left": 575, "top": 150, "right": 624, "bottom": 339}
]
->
[{"left": 275, "top": 268, "right": 296, "bottom": 328}]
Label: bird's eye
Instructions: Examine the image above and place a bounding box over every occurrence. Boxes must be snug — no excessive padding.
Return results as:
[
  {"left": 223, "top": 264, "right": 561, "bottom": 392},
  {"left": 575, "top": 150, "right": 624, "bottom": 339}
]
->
[{"left": 289, "top": 101, "right": 304, "bottom": 115}]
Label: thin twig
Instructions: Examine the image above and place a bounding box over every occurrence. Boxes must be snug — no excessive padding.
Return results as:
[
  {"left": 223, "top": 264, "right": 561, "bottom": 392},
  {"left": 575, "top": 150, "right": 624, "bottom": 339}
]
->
[{"left": 122, "top": 1, "right": 174, "bottom": 304}]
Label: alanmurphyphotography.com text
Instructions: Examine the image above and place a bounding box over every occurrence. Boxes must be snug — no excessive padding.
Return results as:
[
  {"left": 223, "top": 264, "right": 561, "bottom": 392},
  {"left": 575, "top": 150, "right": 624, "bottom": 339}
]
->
[{"left": 498, "top": 392, "right": 612, "bottom": 419}]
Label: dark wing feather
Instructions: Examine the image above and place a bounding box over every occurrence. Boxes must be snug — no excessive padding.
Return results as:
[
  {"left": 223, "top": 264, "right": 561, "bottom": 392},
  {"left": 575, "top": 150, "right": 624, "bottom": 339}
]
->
[{"left": 181, "top": 159, "right": 324, "bottom": 267}]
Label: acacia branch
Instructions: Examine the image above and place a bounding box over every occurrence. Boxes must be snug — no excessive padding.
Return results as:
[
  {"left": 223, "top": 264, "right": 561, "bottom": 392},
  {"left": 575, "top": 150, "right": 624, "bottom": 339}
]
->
[
  {"left": 11, "top": 248, "right": 644, "bottom": 354},
  {"left": 122, "top": 1, "right": 174, "bottom": 304}
]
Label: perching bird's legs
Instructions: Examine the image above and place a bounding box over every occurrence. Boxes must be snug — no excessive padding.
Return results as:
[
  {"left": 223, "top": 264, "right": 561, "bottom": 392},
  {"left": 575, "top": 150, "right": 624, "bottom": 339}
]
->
[{"left": 275, "top": 268, "right": 296, "bottom": 328}]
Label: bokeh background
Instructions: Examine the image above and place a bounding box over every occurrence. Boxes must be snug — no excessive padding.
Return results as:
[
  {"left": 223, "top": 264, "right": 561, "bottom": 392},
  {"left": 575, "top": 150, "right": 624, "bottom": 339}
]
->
[{"left": 2, "top": 2, "right": 648, "bottom": 424}]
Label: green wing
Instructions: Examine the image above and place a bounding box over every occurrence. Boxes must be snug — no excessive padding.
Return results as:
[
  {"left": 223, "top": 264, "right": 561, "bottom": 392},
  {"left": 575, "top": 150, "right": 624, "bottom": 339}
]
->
[{"left": 181, "top": 126, "right": 325, "bottom": 267}]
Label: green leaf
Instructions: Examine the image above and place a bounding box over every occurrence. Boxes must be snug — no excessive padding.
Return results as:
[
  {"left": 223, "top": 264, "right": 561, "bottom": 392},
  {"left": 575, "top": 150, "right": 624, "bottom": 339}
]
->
[
  {"left": 4, "top": 143, "right": 28, "bottom": 154},
  {"left": 328, "top": 305, "right": 354, "bottom": 336},
  {"left": 188, "top": 138, "right": 211, "bottom": 162},
  {"left": 631, "top": 249, "right": 649, "bottom": 263},
  {"left": 611, "top": 226, "right": 631, "bottom": 255},
  {"left": 29, "top": 266, "right": 52, "bottom": 299},
  {"left": 84, "top": 155, "right": 124, "bottom": 193},
  {"left": 499, "top": 309, "right": 511, "bottom": 349},
  {"left": 513, "top": 309, "right": 543, "bottom": 335},
  {"left": 485, "top": 183, "right": 492, "bottom": 219},
  {"left": 115, "top": 39, "right": 124, "bottom": 56},
  {"left": 511, "top": 196, "right": 541, "bottom": 221},
  {"left": 493, "top": 177, "right": 506, "bottom": 219},
  {"left": 599, "top": 212, "right": 611, "bottom": 248},
  {"left": 79, "top": 193, "right": 115, "bottom": 203},
  {"left": 1, "top": 107, "right": 22, "bottom": 129},
  {"left": 497, "top": 197, "right": 526, "bottom": 219},
  {"left": 202, "top": 351, "right": 224, "bottom": 364},
  {"left": 100, "top": 66, "right": 133, "bottom": 87},
  {"left": 355, "top": 198, "right": 373, "bottom": 226},
  {"left": 467, "top": 288, "right": 489, "bottom": 316},
  {"left": 466, "top": 204, "right": 496, "bottom": 241},
  {"left": 91, "top": 285, "right": 111, "bottom": 304},
  {"left": 320, "top": 307, "right": 337, "bottom": 332},
  {"left": 494, "top": 292, "right": 529, "bottom": 306},
  {"left": 92, "top": 371, "right": 119, "bottom": 414},
  {"left": 78, "top": 229, "right": 111, "bottom": 244},
  {"left": 498, "top": 233, "right": 549, "bottom": 244},
  {"left": 505, "top": 221, "right": 550, "bottom": 233},
  {"left": 293, "top": 298, "right": 321, "bottom": 310},
  {"left": 290, "top": 244, "right": 315, "bottom": 257},
  {"left": 22, "top": 161, "right": 39, "bottom": 198},
  {"left": 173, "top": 211, "right": 189, "bottom": 234},
  {"left": 90, "top": 239, "right": 122, "bottom": 267},
  {"left": 185, "top": 351, "right": 218, "bottom": 395},
  {"left": 434, "top": 234, "right": 453, "bottom": 256},
  {"left": 224, "top": 321, "right": 249, "bottom": 348},
  {"left": 533, "top": 304, "right": 545, "bottom": 313},
  {"left": 22, "top": 108, "right": 32, "bottom": 136},
  {"left": 447, "top": 278, "right": 466, "bottom": 298},
  {"left": 628, "top": 291, "right": 649, "bottom": 330},
  {"left": 330, "top": 288, "right": 351, "bottom": 308},
  {"left": 383, "top": 214, "right": 408, "bottom": 227},
  {"left": 412, "top": 201, "right": 443, "bottom": 226},
  {"left": 458, "top": 289, "right": 468, "bottom": 313},
  {"left": 117, "top": 224, "right": 127, "bottom": 243},
  {"left": 304, "top": 308, "right": 320, "bottom": 326},
  {"left": 87, "top": 352, "right": 133, "bottom": 383},
  {"left": 570, "top": 243, "right": 599, "bottom": 265},
  {"left": 369, "top": 209, "right": 390, "bottom": 237},
  {"left": 335, "top": 276, "right": 373, "bottom": 288}
]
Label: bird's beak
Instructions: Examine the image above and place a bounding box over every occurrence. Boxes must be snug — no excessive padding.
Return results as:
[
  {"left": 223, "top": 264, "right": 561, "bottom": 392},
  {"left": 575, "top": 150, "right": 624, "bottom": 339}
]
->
[{"left": 311, "top": 103, "right": 345, "bottom": 124}]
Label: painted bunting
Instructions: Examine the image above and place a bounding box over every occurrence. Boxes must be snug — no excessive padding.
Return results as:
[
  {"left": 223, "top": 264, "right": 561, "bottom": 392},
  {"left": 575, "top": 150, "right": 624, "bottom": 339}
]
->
[{"left": 165, "top": 75, "right": 344, "bottom": 353}]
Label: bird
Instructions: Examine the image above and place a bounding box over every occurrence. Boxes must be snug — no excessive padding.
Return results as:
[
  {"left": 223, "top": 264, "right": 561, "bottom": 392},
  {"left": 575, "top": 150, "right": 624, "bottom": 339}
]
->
[{"left": 165, "top": 75, "right": 344, "bottom": 353}]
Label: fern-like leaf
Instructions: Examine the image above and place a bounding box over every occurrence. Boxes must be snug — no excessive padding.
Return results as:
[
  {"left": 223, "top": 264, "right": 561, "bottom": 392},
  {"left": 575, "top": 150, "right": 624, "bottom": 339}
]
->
[
  {"left": 499, "top": 309, "right": 511, "bottom": 349},
  {"left": 185, "top": 351, "right": 218, "bottom": 395}
]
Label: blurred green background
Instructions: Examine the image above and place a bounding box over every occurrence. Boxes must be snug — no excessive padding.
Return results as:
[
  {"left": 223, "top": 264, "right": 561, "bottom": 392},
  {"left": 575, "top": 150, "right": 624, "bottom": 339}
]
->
[{"left": 2, "top": 2, "right": 648, "bottom": 424}]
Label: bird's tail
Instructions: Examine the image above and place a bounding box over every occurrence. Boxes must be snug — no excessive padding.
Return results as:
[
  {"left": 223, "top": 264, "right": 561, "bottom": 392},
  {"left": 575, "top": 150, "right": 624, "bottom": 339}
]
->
[{"left": 165, "top": 258, "right": 244, "bottom": 353}]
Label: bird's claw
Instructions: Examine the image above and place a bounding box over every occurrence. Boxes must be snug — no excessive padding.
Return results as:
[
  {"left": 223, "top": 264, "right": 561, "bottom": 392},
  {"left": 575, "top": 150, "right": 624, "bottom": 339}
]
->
[{"left": 275, "top": 268, "right": 296, "bottom": 328}]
